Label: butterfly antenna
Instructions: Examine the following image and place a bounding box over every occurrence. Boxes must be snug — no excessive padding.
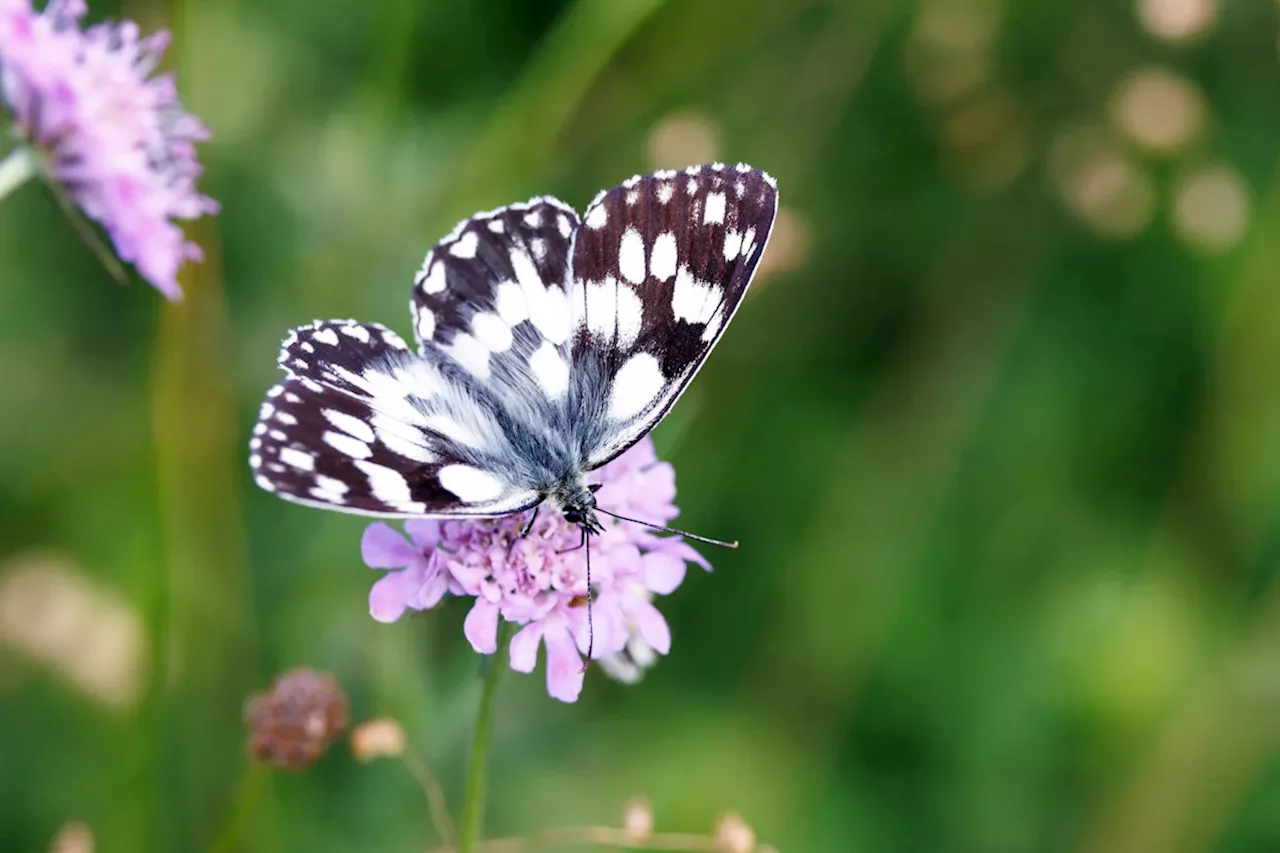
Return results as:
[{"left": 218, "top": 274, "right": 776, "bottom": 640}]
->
[
  {"left": 593, "top": 508, "right": 739, "bottom": 549},
  {"left": 581, "top": 531, "right": 594, "bottom": 673}
]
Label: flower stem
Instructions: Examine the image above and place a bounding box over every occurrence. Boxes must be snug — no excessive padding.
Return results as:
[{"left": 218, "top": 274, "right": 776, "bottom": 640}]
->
[
  {"left": 0, "top": 146, "right": 38, "bottom": 203},
  {"left": 458, "top": 621, "right": 511, "bottom": 853}
]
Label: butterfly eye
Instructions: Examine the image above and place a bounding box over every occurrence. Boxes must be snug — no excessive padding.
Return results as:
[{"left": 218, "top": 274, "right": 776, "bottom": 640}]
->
[{"left": 564, "top": 508, "right": 582, "bottom": 524}]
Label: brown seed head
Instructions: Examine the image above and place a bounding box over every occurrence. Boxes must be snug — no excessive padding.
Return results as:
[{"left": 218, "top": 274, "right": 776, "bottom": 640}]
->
[{"left": 245, "top": 668, "right": 349, "bottom": 769}]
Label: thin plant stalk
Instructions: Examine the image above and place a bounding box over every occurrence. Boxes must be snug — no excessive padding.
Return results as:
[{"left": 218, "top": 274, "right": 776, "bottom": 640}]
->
[{"left": 458, "top": 622, "right": 511, "bottom": 853}]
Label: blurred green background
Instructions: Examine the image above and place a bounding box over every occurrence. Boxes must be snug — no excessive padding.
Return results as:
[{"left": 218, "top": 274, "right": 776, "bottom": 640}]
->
[{"left": 5, "top": 0, "right": 1280, "bottom": 850}]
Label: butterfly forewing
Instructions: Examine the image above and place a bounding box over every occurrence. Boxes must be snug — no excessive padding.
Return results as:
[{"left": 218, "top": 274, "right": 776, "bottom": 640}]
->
[
  {"left": 568, "top": 164, "right": 777, "bottom": 468},
  {"left": 250, "top": 320, "right": 542, "bottom": 518}
]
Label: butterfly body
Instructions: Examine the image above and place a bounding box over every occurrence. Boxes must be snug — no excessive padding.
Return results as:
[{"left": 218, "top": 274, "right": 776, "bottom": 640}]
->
[{"left": 250, "top": 164, "right": 777, "bottom": 527}]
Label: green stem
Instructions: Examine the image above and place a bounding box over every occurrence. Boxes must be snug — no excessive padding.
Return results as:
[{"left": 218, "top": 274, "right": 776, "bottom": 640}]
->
[
  {"left": 458, "top": 622, "right": 511, "bottom": 853},
  {"left": 208, "top": 763, "right": 268, "bottom": 853},
  {"left": 0, "top": 146, "right": 38, "bottom": 202}
]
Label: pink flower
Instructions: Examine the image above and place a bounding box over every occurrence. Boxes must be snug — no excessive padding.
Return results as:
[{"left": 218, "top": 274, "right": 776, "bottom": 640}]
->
[
  {"left": 361, "top": 437, "right": 713, "bottom": 702},
  {"left": 361, "top": 520, "right": 451, "bottom": 623},
  {"left": 0, "top": 0, "right": 217, "bottom": 300}
]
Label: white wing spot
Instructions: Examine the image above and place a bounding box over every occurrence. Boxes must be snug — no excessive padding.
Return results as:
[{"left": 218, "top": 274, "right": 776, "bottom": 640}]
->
[
  {"left": 266, "top": 386, "right": 283, "bottom": 398},
  {"left": 420, "top": 262, "right": 447, "bottom": 294},
  {"left": 650, "top": 232, "right": 678, "bottom": 280},
  {"left": 557, "top": 214, "right": 572, "bottom": 238},
  {"left": 449, "top": 231, "right": 479, "bottom": 258},
  {"left": 260, "top": 402, "right": 275, "bottom": 419},
  {"left": 531, "top": 237, "right": 547, "bottom": 261},
  {"left": 608, "top": 353, "right": 666, "bottom": 421},
  {"left": 656, "top": 183, "right": 674, "bottom": 204},
  {"left": 300, "top": 342, "right": 315, "bottom": 353},
  {"left": 626, "top": 189, "right": 639, "bottom": 205},
  {"left": 686, "top": 177, "right": 698, "bottom": 194},
  {"left": 280, "top": 447, "right": 315, "bottom": 471},
  {"left": 619, "top": 227, "right": 646, "bottom": 285},
  {"left": 253, "top": 423, "right": 267, "bottom": 436},
  {"left": 495, "top": 281, "right": 529, "bottom": 326},
  {"left": 672, "top": 266, "right": 720, "bottom": 324},
  {"left": 735, "top": 181, "right": 746, "bottom": 198},
  {"left": 585, "top": 204, "right": 607, "bottom": 229},
  {"left": 291, "top": 359, "right": 308, "bottom": 371},
  {"left": 255, "top": 475, "right": 275, "bottom": 491},
  {"left": 323, "top": 408, "right": 376, "bottom": 443},
  {"left": 314, "top": 475, "right": 348, "bottom": 496},
  {"left": 684, "top": 165, "right": 701, "bottom": 175},
  {"left": 523, "top": 210, "right": 542, "bottom": 228},
  {"left": 249, "top": 438, "right": 262, "bottom": 450},
  {"left": 439, "top": 465, "right": 505, "bottom": 503},
  {"left": 340, "top": 324, "right": 371, "bottom": 343},
  {"left": 416, "top": 307, "right": 436, "bottom": 341},
  {"left": 512, "top": 248, "right": 570, "bottom": 345},
  {"left": 488, "top": 219, "right": 505, "bottom": 233},
  {"left": 269, "top": 429, "right": 287, "bottom": 441},
  {"left": 381, "top": 329, "right": 408, "bottom": 349},
  {"left": 472, "top": 312, "right": 513, "bottom": 353},
  {"left": 276, "top": 412, "right": 298, "bottom": 425},
  {"left": 445, "top": 333, "right": 491, "bottom": 379},
  {"left": 284, "top": 393, "right": 301, "bottom": 404},
  {"left": 249, "top": 453, "right": 262, "bottom": 468},
  {"left": 377, "top": 426, "right": 435, "bottom": 463},
  {"left": 724, "top": 229, "right": 744, "bottom": 260},
  {"left": 354, "top": 459, "right": 416, "bottom": 506},
  {"left": 704, "top": 192, "right": 727, "bottom": 224},
  {"left": 529, "top": 340, "right": 570, "bottom": 400},
  {"left": 324, "top": 430, "right": 372, "bottom": 459}
]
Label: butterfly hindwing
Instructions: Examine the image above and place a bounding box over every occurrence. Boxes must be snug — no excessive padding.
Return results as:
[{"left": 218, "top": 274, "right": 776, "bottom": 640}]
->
[
  {"left": 568, "top": 164, "right": 778, "bottom": 468},
  {"left": 251, "top": 320, "right": 542, "bottom": 517}
]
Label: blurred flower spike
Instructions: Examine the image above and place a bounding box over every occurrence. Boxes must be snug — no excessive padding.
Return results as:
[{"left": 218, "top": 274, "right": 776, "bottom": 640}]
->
[
  {"left": 0, "top": 0, "right": 217, "bottom": 300},
  {"left": 244, "top": 668, "right": 349, "bottom": 769},
  {"left": 362, "top": 436, "right": 711, "bottom": 703}
]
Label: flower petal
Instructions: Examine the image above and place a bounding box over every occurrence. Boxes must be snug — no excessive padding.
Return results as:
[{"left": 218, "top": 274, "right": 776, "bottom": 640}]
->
[
  {"left": 403, "top": 519, "right": 442, "bottom": 550},
  {"left": 463, "top": 599, "right": 500, "bottom": 654},
  {"left": 622, "top": 596, "right": 671, "bottom": 654},
  {"left": 544, "top": 626, "right": 585, "bottom": 702},
  {"left": 369, "top": 567, "right": 422, "bottom": 623},
  {"left": 413, "top": 567, "right": 450, "bottom": 610},
  {"left": 361, "top": 523, "right": 419, "bottom": 569},
  {"left": 509, "top": 622, "right": 544, "bottom": 673},
  {"left": 642, "top": 550, "right": 687, "bottom": 595}
]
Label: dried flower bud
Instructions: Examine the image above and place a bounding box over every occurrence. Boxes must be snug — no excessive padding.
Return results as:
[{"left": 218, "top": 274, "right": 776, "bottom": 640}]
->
[
  {"left": 245, "top": 668, "right": 349, "bottom": 769},
  {"left": 350, "top": 717, "right": 407, "bottom": 762},
  {"left": 622, "top": 797, "right": 654, "bottom": 842},
  {"left": 49, "top": 821, "right": 93, "bottom": 853},
  {"left": 714, "top": 811, "right": 756, "bottom": 853}
]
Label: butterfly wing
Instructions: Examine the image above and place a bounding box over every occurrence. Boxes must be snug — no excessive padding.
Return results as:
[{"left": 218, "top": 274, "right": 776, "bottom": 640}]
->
[
  {"left": 567, "top": 164, "right": 778, "bottom": 468},
  {"left": 250, "top": 320, "right": 542, "bottom": 517}
]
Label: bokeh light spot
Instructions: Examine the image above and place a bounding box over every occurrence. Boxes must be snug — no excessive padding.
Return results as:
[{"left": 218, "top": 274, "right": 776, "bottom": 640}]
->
[
  {"left": 1109, "top": 66, "right": 1206, "bottom": 154},
  {"left": 1172, "top": 164, "right": 1250, "bottom": 252}
]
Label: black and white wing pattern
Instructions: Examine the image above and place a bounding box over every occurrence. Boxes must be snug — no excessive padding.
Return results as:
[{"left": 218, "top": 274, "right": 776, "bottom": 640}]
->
[
  {"left": 411, "top": 196, "right": 580, "bottom": 397},
  {"left": 568, "top": 164, "right": 777, "bottom": 468},
  {"left": 249, "top": 319, "right": 542, "bottom": 518}
]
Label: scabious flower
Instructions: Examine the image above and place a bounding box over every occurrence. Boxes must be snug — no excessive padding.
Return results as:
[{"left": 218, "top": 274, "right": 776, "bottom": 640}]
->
[
  {"left": 0, "top": 0, "right": 217, "bottom": 300},
  {"left": 363, "top": 437, "right": 711, "bottom": 703}
]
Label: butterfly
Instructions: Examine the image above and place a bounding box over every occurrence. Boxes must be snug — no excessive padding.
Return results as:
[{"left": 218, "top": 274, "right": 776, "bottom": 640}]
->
[{"left": 249, "top": 163, "right": 777, "bottom": 544}]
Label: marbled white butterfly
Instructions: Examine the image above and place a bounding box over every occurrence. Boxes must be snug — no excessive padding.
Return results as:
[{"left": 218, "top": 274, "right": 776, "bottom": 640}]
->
[{"left": 249, "top": 163, "right": 777, "bottom": 545}]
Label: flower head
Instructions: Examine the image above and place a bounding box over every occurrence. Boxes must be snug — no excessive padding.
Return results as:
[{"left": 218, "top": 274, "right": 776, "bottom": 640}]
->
[
  {"left": 364, "top": 437, "right": 712, "bottom": 702},
  {"left": 244, "top": 668, "right": 349, "bottom": 769},
  {"left": 0, "top": 0, "right": 217, "bottom": 300}
]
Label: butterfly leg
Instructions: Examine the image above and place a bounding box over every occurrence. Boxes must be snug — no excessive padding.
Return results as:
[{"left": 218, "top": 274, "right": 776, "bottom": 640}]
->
[
  {"left": 580, "top": 531, "right": 594, "bottom": 673},
  {"left": 517, "top": 506, "right": 540, "bottom": 539},
  {"left": 557, "top": 527, "right": 587, "bottom": 555}
]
